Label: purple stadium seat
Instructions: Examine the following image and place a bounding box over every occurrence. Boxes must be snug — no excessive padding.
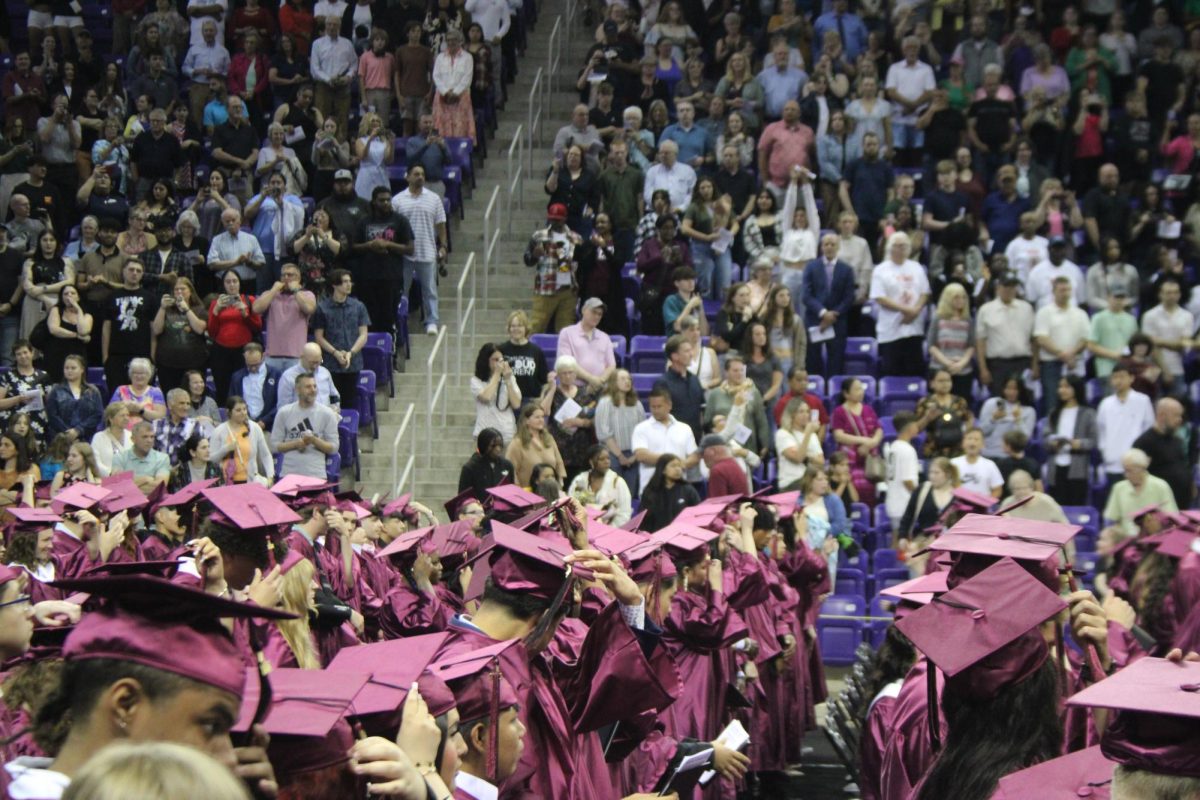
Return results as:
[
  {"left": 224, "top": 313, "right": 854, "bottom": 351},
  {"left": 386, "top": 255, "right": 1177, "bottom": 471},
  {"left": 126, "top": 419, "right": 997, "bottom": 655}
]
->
[
  {"left": 631, "top": 335, "right": 668, "bottom": 372},
  {"left": 395, "top": 298, "right": 411, "bottom": 360},
  {"left": 834, "top": 567, "right": 866, "bottom": 597},
  {"left": 1062, "top": 506, "right": 1099, "bottom": 534},
  {"left": 1084, "top": 378, "right": 1107, "bottom": 407},
  {"left": 878, "top": 376, "right": 927, "bottom": 416},
  {"left": 827, "top": 375, "right": 876, "bottom": 405},
  {"left": 530, "top": 334, "right": 558, "bottom": 364},
  {"left": 362, "top": 334, "right": 394, "bottom": 398},
  {"left": 806, "top": 375, "right": 825, "bottom": 397},
  {"left": 632, "top": 373, "right": 658, "bottom": 398},
  {"left": 325, "top": 452, "right": 342, "bottom": 483},
  {"left": 867, "top": 595, "right": 894, "bottom": 647},
  {"left": 610, "top": 335, "right": 627, "bottom": 367},
  {"left": 874, "top": 568, "right": 911, "bottom": 594},
  {"left": 1190, "top": 381, "right": 1200, "bottom": 422},
  {"left": 844, "top": 338, "right": 879, "bottom": 376},
  {"left": 848, "top": 502, "right": 870, "bottom": 533},
  {"left": 872, "top": 548, "right": 900, "bottom": 573},
  {"left": 817, "top": 594, "right": 867, "bottom": 665},
  {"left": 357, "top": 371, "right": 378, "bottom": 438},
  {"left": 339, "top": 410, "right": 360, "bottom": 480}
]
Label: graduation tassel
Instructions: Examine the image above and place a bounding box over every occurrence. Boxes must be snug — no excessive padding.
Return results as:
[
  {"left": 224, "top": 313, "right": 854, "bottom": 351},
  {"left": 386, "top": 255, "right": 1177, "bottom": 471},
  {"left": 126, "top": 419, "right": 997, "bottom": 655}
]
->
[
  {"left": 486, "top": 663, "right": 501, "bottom": 784},
  {"left": 926, "top": 657, "right": 941, "bottom": 753}
]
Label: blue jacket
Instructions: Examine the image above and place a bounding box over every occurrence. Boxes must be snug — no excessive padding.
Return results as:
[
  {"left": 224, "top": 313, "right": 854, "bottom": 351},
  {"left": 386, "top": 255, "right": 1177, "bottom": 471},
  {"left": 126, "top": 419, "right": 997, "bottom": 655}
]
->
[
  {"left": 800, "top": 258, "right": 856, "bottom": 329},
  {"left": 46, "top": 383, "right": 104, "bottom": 438},
  {"left": 230, "top": 365, "right": 282, "bottom": 427}
]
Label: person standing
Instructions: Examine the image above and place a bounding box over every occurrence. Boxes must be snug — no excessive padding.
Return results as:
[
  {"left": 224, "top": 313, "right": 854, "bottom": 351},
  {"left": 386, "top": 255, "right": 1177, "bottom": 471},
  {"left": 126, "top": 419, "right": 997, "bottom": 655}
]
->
[
  {"left": 391, "top": 165, "right": 447, "bottom": 337},
  {"left": 310, "top": 16, "right": 357, "bottom": 139},
  {"left": 351, "top": 186, "right": 413, "bottom": 336},
  {"left": 1033, "top": 276, "right": 1091, "bottom": 412},
  {"left": 975, "top": 274, "right": 1036, "bottom": 395},
  {"left": 869, "top": 232, "right": 930, "bottom": 377},
  {"left": 100, "top": 260, "right": 156, "bottom": 397},
  {"left": 312, "top": 268, "right": 370, "bottom": 410},
  {"left": 800, "top": 232, "right": 855, "bottom": 375},
  {"left": 1140, "top": 278, "right": 1194, "bottom": 392},
  {"left": 250, "top": 262, "right": 316, "bottom": 373},
  {"left": 1096, "top": 363, "right": 1155, "bottom": 486},
  {"left": 595, "top": 140, "right": 643, "bottom": 266},
  {"left": 270, "top": 372, "right": 339, "bottom": 479}
]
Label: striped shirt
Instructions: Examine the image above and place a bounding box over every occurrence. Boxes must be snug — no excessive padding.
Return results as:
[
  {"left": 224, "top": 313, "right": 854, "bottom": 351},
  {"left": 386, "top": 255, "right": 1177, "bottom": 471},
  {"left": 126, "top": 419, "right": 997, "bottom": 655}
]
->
[{"left": 391, "top": 187, "right": 446, "bottom": 263}]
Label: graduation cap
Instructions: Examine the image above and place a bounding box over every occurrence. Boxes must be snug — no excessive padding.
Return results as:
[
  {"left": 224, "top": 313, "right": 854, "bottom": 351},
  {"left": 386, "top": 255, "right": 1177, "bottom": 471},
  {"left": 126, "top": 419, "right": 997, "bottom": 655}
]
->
[
  {"left": 444, "top": 488, "right": 485, "bottom": 521},
  {"left": 929, "top": 513, "right": 1079, "bottom": 564},
  {"left": 150, "top": 478, "right": 219, "bottom": 517},
  {"left": 758, "top": 491, "right": 802, "bottom": 518},
  {"left": 82, "top": 560, "right": 182, "bottom": 579},
  {"left": 203, "top": 483, "right": 302, "bottom": 532},
  {"left": 431, "top": 520, "right": 479, "bottom": 565},
  {"left": 590, "top": 525, "right": 650, "bottom": 560},
  {"left": 270, "top": 475, "right": 336, "bottom": 498},
  {"left": 485, "top": 523, "right": 589, "bottom": 600},
  {"left": 428, "top": 640, "right": 523, "bottom": 783},
  {"left": 948, "top": 487, "right": 998, "bottom": 515},
  {"left": 381, "top": 493, "right": 415, "bottom": 518},
  {"left": 896, "top": 558, "right": 1066, "bottom": 704},
  {"left": 50, "top": 482, "right": 113, "bottom": 514},
  {"left": 620, "top": 510, "right": 648, "bottom": 532},
  {"left": 50, "top": 574, "right": 295, "bottom": 699},
  {"left": 325, "top": 633, "right": 456, "bottom": 736},
  {"left": 237, "top": 668, "right": 371, "bottom": 739},
  {"left": 1068, "top": 657, "right": 1200, "bottom": 778},
  {"left": 993, "top": 745, "right": 1114, "bottom": 800},
  {"left": 650, "top": 523, "right": 721, "bottom": 562},
  {"left": 99, "top": 474, "right": 154, "bottom": 515},
  {"left": 1131, "top": 503, "right": 1164, "bottom": 523},
  {"left": 5, "top": 506, "right": 62, "bottom": 543},
  {"left": 878, "top": 571, "right": 949, "bottom": 607},
  {"left": 1149, "top": 528, "right": 1200, "bottom": 560},
  {"left": 375, "top": 525, "right": 437, "bottom": 561},
  {"left": 483, "top": 484, "right": 542, "bottom": 514}
]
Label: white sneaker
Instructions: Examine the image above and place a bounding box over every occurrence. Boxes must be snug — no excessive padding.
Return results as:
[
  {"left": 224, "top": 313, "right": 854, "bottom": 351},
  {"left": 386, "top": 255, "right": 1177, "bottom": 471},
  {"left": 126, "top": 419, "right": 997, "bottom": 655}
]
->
[{"left": 425, "top": 324, "right": 438, "bottom": 335}]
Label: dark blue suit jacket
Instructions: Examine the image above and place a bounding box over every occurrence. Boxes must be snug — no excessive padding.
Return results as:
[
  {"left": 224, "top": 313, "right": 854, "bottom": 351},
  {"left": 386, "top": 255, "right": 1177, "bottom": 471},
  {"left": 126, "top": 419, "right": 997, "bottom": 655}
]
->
[
  {"left": 800, "top": 258, "right": 856, "bottom": 329},
  {"left": 230, "top": 365, "right": 282, "bottom": 427}
]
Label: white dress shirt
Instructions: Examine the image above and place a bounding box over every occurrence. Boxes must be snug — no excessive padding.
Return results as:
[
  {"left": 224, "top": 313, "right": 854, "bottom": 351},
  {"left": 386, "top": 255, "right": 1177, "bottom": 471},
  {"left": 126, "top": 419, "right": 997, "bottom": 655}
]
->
[
  {"left": 311, "top": 34, "right": 358, "bottom": 84},
  {"left": 1096, "top": 389, "right": 1155, "bottom": 472},
  {"left": 642, "top": 161, "right": 697, "bottom": 211}
]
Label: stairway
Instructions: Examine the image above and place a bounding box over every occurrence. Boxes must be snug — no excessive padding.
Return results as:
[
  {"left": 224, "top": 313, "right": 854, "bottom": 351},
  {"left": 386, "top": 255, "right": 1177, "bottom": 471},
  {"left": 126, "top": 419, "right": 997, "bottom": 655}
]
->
[{"left": 355, "top": 3, "right": 584, "bottom": 513}]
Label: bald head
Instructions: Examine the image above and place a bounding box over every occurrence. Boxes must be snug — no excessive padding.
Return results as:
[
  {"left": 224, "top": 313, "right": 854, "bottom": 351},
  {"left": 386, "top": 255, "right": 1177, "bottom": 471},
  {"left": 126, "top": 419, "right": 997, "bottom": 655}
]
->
[
  {"left": 1007, "top": 469, "right": 1034, "bottom": 498},
  {"left": 301, "top": 342, "right": 323, "bottom": 370},
  {"left": 1155, "top": 397, "right": 1184, "bottom": 432}
]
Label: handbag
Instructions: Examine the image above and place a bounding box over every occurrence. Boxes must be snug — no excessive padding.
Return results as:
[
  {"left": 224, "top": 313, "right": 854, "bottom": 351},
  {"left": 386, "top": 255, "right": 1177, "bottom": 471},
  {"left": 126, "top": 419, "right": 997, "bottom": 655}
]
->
[{"left": 847, "top": 408, "right": 886, "bottom": 482}]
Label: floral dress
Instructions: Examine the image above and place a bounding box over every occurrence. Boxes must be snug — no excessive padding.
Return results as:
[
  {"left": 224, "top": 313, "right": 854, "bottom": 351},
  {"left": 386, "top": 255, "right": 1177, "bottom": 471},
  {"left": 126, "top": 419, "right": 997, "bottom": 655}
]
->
[
  {"left": 547, "top": 386, "right": 597, "bottom": 479},
  {"left": 0, "top": 368, "right": 50, "bottom": 439}
]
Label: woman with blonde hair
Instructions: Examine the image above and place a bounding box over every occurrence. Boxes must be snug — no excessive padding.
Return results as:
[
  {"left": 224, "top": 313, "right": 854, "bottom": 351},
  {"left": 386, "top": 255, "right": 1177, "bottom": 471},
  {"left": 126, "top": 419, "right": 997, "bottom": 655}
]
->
[
  {"left": 89, "top": 402, "right": 132, "bottom": 476},
  {"left": 353, "top": 111, "right": 393, "bottom": 201},
  {"left": 680, "top": 315, "right": 720, "bottom": 389},
  {"left": 714, "top": 51, "right": 765, "bottom": 130},
  {"left": 505, "top": 402, "right": 566, "bottom": 487},
  {"left": 267, "top": 556, "right": 321, "bottom": 669},
  {"left": 896, "top": 456, "right": 959, "bottom": 544},
  {"left": 776, "top": 395, "right": 825, "bottom": 490},
  {"left": 49, "top": 440, "right": 101, "bottom": 492},
  {"left": 497, "top": 309, "right": 548, "bottom": 404},
  {"left": 926, "top": 282, "right": 976, "bottom": 400},
  {"left": 593, "top": 368, "right": 646, "bottom": 494},
  {"left": 62, "top": 742, "right": 251, "bottom": 800}
]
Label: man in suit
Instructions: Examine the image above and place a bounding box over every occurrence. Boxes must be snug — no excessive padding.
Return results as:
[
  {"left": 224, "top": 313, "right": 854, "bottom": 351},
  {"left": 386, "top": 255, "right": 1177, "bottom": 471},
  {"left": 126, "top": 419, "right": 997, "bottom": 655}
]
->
[
  {"left": 230, "top": 343, "right": 282, "bottom": 430},
  {"left": 800, "top": 233, "right": 856, "bottom": 375}
]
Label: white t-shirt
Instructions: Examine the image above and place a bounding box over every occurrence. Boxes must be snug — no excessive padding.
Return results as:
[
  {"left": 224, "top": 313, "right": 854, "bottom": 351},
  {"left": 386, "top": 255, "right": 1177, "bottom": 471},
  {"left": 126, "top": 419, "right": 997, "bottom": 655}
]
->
[
  {"left": 869, "top": 259, "right": 930, "bottom": 343},
  {"left": 630, "top": 415, "right": 698, "bottom": 494},
  {"left": 775, "top": 427, "right": 824, "bottom": 489},
  {"left": 187, "top": 0, "right": 228, "bottom": 48},
  {"left": 1033, "top": 302, "right": 1091, "bottom": 370},
  {"left": 951, "top": 454, "right": 1004, "bottom": 493},
  {"left": 1004, "top": 235, "right": 1049, "bottom": 285},
  {"left": 884, "top": 59, "right": 936, "bottom": 124},
  {"left": 1026, "top": 259, "right": 1085, "bottom": 309},
  {"left": 885, "top": 438, "right": 919, "bottom": 520},
  {"left": 1141, "top": 304, "right": 1195, "bottom": 378}
]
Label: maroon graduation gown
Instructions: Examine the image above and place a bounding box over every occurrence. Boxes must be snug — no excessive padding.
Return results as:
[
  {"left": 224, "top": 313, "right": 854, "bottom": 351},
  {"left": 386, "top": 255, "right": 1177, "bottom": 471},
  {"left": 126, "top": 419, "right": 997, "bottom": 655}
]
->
[{"left": 877, "top": 658, "right": 946, "bottom": 800}]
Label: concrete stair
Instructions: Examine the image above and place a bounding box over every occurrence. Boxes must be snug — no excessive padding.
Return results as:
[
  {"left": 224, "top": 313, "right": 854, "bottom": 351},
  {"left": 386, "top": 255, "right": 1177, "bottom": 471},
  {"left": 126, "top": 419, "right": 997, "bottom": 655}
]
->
[{"left": 354, "top": 4, "right": 583, "bottom": 512}]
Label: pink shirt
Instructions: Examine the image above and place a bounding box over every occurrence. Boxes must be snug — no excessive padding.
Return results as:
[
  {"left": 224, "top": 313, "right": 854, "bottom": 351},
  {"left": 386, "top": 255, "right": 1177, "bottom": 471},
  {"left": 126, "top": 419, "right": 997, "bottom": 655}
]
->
[
  {"left": 555, "top": 322, "right": 615, "bottom": 381},
  {"left": 1161, "top": 135, "right": 1199, "bottom": 175},
  {"left": 264, "top": 290, "right": 315, "bottom": 358},
  {"left": 358, "top": 50, "right": 395, "bottom": 91},
  {"left": 759, "top": 119, "right": 815, "bottom": 188}
]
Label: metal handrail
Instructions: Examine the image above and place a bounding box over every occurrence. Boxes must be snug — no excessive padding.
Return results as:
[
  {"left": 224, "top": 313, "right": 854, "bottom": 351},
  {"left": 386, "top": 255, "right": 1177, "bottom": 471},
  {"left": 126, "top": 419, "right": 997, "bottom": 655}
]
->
[
  {"left": 547, "top": 16, "right": 561, "bottom": 99},
  {"left": 425, "top": 325, "right": 448, "bottom": 465},
  {"left": 527, "top": 67, "right": 543, "bottom": 173},
  {"left": 507, "top": 124, "right": 524, "bottom": 232},
  {"left": 390, "top": 402, "right": 416, "bottom": 497},
  {"left": 455, "top": 252, "right": 477, "bottom": 379},
  {"left": 481, "top": 185, "right": 501, "bottom": 298}
]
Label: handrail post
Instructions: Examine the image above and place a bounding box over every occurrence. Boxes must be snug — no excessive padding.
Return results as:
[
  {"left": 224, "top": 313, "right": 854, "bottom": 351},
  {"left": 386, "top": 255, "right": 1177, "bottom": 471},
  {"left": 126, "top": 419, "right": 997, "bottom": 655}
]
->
[
  {"left": 455, "top": 253, "right": 476, "bottom": 379},
  {"left": 390, "top": 403, "right": 415, "bottom": 497},
  {"left": 425, "top": 326, "right": 448, "bottom": 465},
  {"left": 482, "top": 186, "right": 500, "bottom": 301}
]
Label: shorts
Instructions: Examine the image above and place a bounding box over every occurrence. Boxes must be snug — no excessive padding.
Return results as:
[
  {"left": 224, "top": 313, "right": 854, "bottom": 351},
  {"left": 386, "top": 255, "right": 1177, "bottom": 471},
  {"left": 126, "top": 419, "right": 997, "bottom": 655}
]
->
[
  {"left": 399, "top": 95, "right": 427, "bottom": 120},
  {"left": 53, "top": 15, "right": 84, "bottom": 27},
  {"left": 27, "top": 9, "right": 53, "bottom": 27}
]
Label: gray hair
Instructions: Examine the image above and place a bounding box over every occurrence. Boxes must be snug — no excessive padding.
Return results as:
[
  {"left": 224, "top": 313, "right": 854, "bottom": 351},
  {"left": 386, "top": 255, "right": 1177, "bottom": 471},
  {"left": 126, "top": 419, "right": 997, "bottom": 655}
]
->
[
  {"left": 166, "top": 388, "right": 190, "bottom": 405},
  {"left": 1122, "top": 449, "right": 1150, "bottom": 469},
  {"left": 623, "top": 106, "right": 643, "bottom": 122},
  {"left": 267, "top": 122, "right": 285, "bottom": 137},
  {"left": 554, "top": 354, "right": 579, "bottom": 372},
  {"left": 175, "top": 209, "right": 200, "bottom": 234},
  {"left": 80, "top": 215, "right": 99, "bottom": 230},
  {"left": 128, "top": 358, "right": 155, "bottom": 379}
]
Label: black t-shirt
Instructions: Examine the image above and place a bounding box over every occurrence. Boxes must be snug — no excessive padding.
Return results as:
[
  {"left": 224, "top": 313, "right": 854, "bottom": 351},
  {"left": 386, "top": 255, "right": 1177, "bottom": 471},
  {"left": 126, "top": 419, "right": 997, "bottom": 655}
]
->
[
  {"left": 714, "top": 168, "right": 756, "bottom": 217},
  {"left": 1139, "top": 60, "right": 1184, "bottom": 123},
  {"left": 498, "top": 340, "right": 548, "bottom": 402},
  {"left": 968, "top": 97, "right": 1015, "bottom": 150},
  {"left": 1133, "top": 427, "right": 1194, "bottom": 509},
  {"left": 104, "top": 287, "right": 157, "bottom": 356},
  {"left": 923, "top": 189, "right": 971, "bottom": 246},
  {"left": 129, "top": 131, "right": 183, "bottom": 179},
  {"left": 925, "top": 108, "right": 966, "bottom": 159},
  {"left": 211, "top": 122, "right": 258, "bottom": 161},
  {"left": 318, "top": 195, "right": 370, "bottom": 244},
  {"left": 588, "top": 106, "right": 620, "bottom": 140},
  {"left": 0, "top": 247, "right": 23, "bottom": 305},
  {"left": 354, "top": 212, "right": 414, "bottom": 281},
  {"left": 1082, "top": 188, "right": 1131, "bottom": 244},
  {"left": 12, "top": 180, "right": 60, "bottom": 227},
  {"left": 85, "top": 192, "right": 130, "bottom": 228},
  {"left": 996, "top": 455, "right": 1041, "bottom": 498}
]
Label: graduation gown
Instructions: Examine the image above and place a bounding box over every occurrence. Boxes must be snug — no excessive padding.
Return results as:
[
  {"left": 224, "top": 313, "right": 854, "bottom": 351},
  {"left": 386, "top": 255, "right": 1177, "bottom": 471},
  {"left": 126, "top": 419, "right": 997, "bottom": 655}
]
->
[
  {"left": 661, "top": 587, "right": 748, "bottom": 743},
  {"left": 859, "top": 683, "right": 901, "bottom": 800},
  {"left": 377, "top": 581, "right": 456, "bottom": 638},
  {"left": 742, "top": 554, "right": 791, "bottom": 773},
  {"left": 437, "top": 602, "right": 679, "bottom": 800},
  {"left": 877, "top": 659, "right": 946, "bottom": 800}
]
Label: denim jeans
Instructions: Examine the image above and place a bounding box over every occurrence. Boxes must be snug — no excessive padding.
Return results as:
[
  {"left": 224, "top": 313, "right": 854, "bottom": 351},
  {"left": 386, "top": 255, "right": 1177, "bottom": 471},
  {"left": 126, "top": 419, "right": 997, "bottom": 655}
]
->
[
  {"left": 266, "top": 356, "right": 298, "bottom": 374},
  {"left": 402, "top": 258, "right": 439, "bottom": 327},
  {"left": 691, "top": 240, "right": 732, "bottom": 300}
]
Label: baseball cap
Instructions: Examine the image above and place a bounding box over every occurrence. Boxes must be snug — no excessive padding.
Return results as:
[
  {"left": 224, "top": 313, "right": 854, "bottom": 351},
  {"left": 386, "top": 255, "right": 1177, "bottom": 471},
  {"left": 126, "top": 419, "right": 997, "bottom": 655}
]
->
[
  {"left": 547, "top": 203, "right": 568, "bottom": 221},
  {"left": 334, "top": 169, "right": 353, "bottom": 181},
  {"left": 582, "top": 297, "right": 606, "bottom": 311}
]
